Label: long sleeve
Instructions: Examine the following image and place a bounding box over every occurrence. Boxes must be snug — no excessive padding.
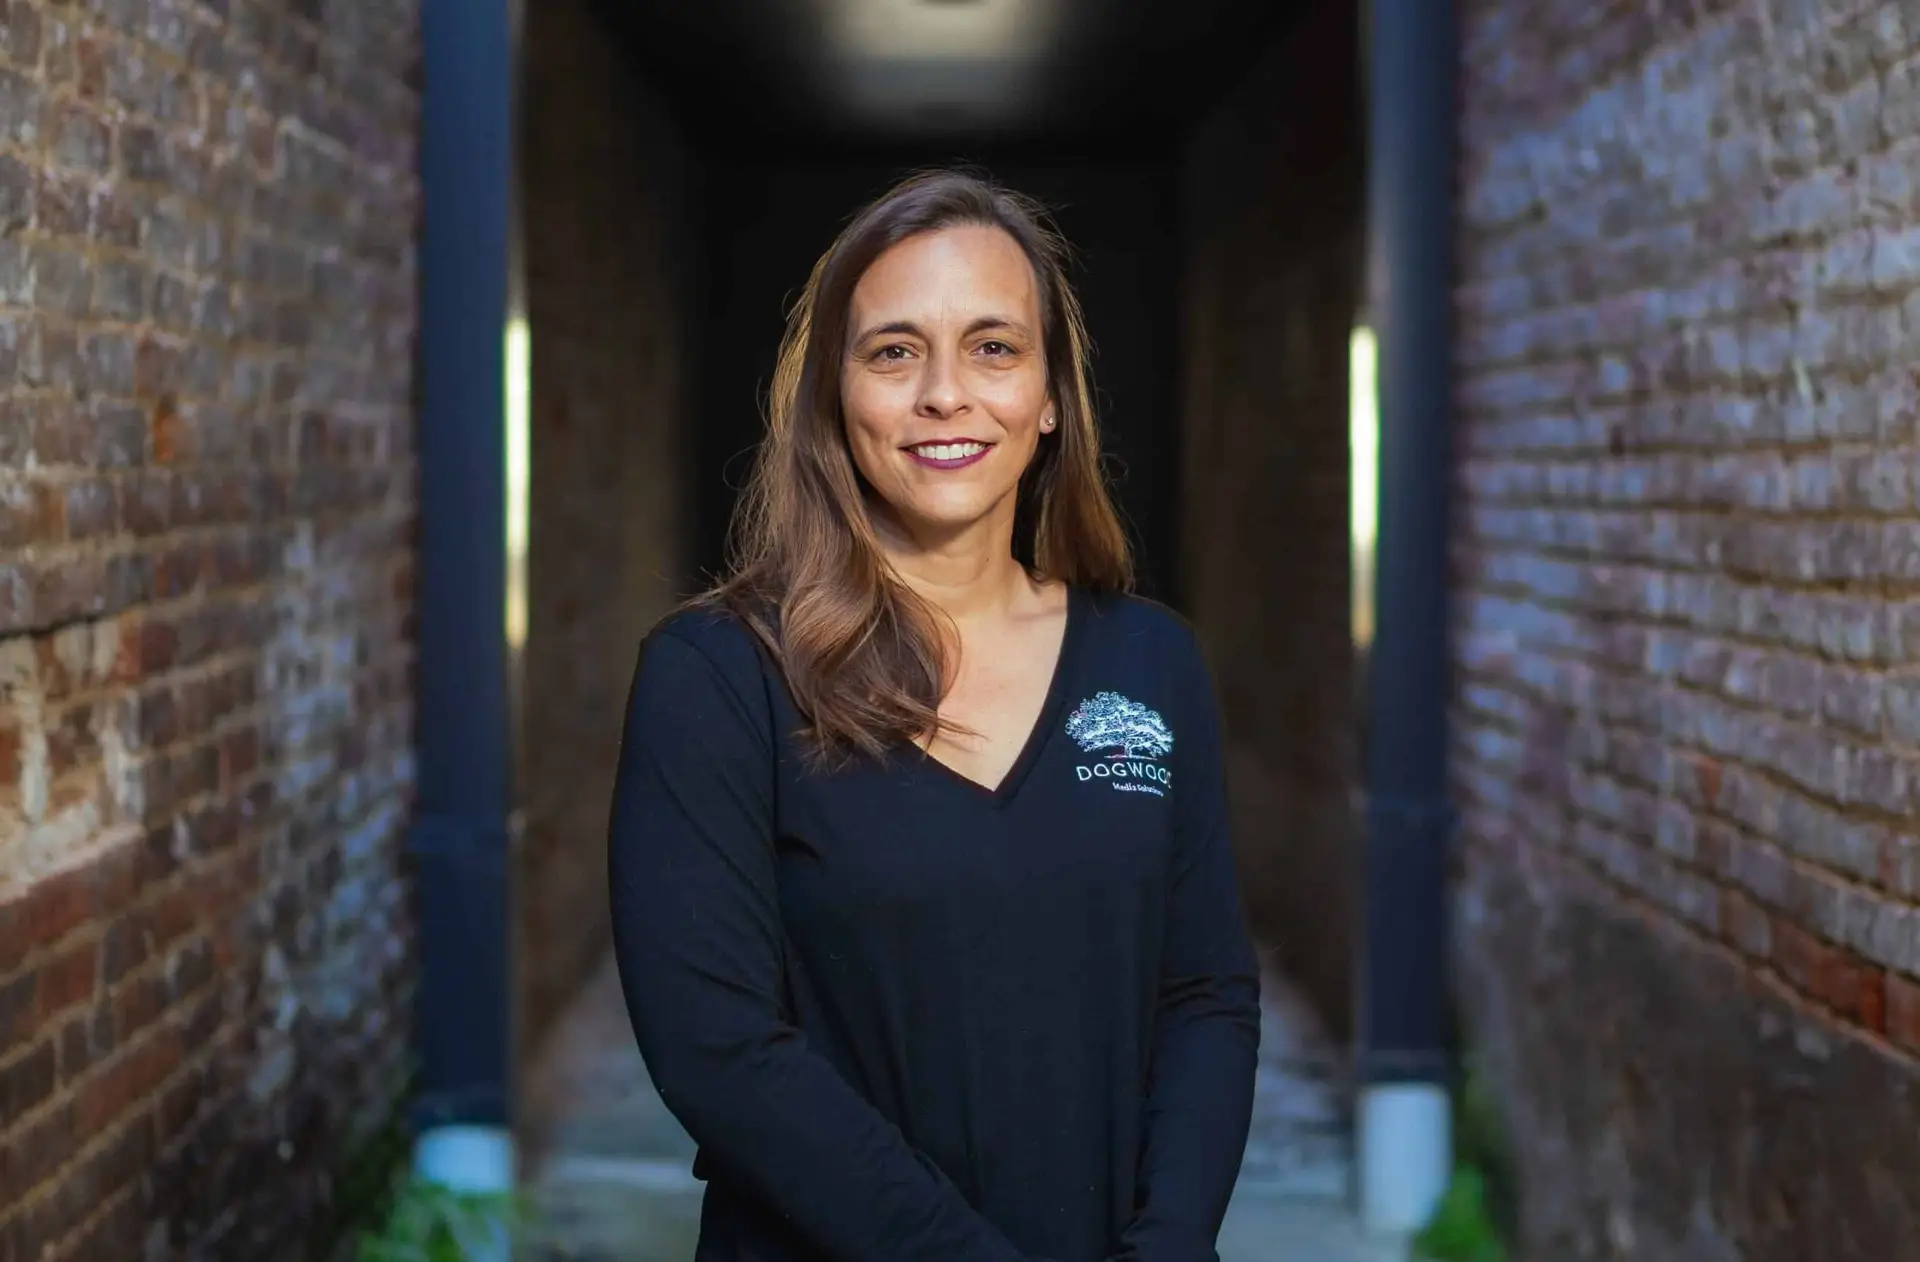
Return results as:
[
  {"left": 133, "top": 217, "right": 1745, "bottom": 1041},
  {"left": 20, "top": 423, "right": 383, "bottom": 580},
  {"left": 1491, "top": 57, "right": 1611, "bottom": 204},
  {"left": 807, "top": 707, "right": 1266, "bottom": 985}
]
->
[
  {"left": 1113, "top": 635, "right": 1262, "bottom": 1262},
  {"left": 606, "top": 628, "right": 1037, "bottom": 1262}
]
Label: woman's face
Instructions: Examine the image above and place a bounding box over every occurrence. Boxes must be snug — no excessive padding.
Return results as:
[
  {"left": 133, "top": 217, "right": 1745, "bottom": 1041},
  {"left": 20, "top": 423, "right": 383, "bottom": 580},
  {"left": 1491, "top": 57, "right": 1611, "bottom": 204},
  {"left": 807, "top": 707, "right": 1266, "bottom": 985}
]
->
[{"left": 841, "top": 224, "right": 1051, "bottom": 542}]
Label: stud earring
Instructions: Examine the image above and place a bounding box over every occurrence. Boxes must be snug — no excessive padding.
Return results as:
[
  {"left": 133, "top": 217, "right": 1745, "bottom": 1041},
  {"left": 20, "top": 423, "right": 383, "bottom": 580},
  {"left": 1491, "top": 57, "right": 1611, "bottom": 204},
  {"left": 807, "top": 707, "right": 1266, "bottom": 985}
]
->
[{"left": 1043, "top": 414, "right": 1055, "bottom": 431}]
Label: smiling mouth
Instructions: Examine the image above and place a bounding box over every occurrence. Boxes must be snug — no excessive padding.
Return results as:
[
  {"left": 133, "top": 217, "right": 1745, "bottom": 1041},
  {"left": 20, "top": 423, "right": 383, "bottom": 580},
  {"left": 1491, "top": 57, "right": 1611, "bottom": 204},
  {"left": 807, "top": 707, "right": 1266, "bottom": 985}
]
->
[{"left": 903, "top": 440, "right": 994, "bottom": 469}]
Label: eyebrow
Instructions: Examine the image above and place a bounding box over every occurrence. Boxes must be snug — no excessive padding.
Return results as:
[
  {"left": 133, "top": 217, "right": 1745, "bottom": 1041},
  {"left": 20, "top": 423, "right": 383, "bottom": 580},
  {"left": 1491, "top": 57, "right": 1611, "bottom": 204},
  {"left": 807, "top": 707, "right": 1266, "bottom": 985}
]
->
[{"left": 850, "top": 315, "right": 1033, "bottom": 345}]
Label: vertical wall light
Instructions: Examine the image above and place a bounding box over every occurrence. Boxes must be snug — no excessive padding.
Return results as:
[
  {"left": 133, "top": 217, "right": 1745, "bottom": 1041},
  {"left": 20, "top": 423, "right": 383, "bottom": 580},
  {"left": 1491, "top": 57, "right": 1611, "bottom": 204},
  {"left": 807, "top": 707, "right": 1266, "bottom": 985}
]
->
[
  {"left": 504, "top": 318, "right": 531, "bottom": 655},
  {"left": 1349, "top": 324, "right": 1378, "bottom": 649}
]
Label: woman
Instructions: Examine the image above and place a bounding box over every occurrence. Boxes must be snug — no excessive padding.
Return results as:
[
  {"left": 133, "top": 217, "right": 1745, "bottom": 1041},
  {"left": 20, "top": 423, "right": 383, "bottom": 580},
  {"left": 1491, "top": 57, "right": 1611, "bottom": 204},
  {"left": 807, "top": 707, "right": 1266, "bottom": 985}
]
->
[{"left": 608, "top": 168, "right": 1260, "bottom": 1262}]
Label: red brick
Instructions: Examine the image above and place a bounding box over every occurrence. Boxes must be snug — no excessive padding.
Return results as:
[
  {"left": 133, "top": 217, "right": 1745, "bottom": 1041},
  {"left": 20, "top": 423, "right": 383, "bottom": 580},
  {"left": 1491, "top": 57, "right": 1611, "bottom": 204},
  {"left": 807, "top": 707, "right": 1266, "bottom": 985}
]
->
[
  {"left": 1771, "top": 919, "right": 1826, "bottom": 998},
  {"left": 179, "top": 798, "right": 239, "bottom": 858},
  {"left": 33, "top": 940, "right": 97, "bottom": 1023},
  {"left": 153, "top": 1060, "right": 205, "bottom": 1138},
  {"left": 113, "top": 614, "right": 177, "bottom": 680},
  {"left": 0, "top": 1040, "right": 55, "bottom": 1120},
  {"left": 108, "top": 972, "right": 163, "bottom": 1045},
  {"left": 151, "top": 539, "right": 210, "bottom": 600},
  {"left": 97, "top": 915, "right": 148, "bottom": 988},
  {"left": 0, "top": 869, "right": 92, "bottom": 974},
  {"left": 87, "top": 848, "right": 141, "bottom": 924},
  {"left": 133, "top": 339, "right": 182, "bottom": 403},
  {"left": 42, "top": 699, "right": 99, "bottom": 783},
  {"left": 174, "top": 986, "right": 219, "bottom": 1051},
  {"left": 74, "top": 1028, "right": 179, "bottom": 1136},
  {"left": 1721, "top": 889, "right": 1772, "bottom": 959},
  {"left": 0, "top": 479, "right": 60, "bottom": 549},
  {"left": 55, "top": 1182, "right": 147, "bottom": 1262},
  {"left": 1890, "top": 975, "right": 1920, "bottom": 1056},
  {"left": 122, "top": 471, "right": 174, "bottom": 537},
  {"left": 8, "top": 1116, "right": 151, "bottom": 1262},
  {"left": 1886, "top": 835, "right": 1920, "bottom": 900},
  {"left": 72, "top": 34, "right": 107, "bottom": 102},
  {"left": 0, "top": 1100, "right": 76, "bottom": 1205},
  {"left": 0, "top": 972, "right": 35, "bottom": 1056},
  {"left": 1859, "top": 967, "right": 1889, "bottom": 1037},
  {"left": 218, "top": 725, "right": 258, "bottom": 789},
  {"left": 60, "top": 480, "right": 117, "bottom": 542},
  {"left": 56, "top": 1002, "right": 114, "bottom": 1085},
  {"left": 0, "top": 722, "right": 18, "bottom": 789},
  {"left": 166, "top": 938, "right": 214, "bottom": 1003},
  {"left": 145, "top": 884, "right": 199, "bottom": 952},
  {"left": 1813, "top": 950, "right": 1884, "bottom": 1031}
]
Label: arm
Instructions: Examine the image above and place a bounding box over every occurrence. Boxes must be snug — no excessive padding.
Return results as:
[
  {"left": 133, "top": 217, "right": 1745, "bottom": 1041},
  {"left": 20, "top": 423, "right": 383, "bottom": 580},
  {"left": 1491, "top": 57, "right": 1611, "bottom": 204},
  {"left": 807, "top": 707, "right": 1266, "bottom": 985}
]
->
[
  {"left": 607, "top": 629, "right": 1036, "bottom": 1262},
  {"left": 1114, "top": 637, "right": 1262, "bottom": 1262}
]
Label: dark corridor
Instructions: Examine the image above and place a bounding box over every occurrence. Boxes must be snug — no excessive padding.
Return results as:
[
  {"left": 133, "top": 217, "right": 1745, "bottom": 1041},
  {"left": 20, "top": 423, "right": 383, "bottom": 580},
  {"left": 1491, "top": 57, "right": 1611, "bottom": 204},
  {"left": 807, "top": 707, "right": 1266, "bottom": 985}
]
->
[
  {"left": 509, "top": 0, "right": 1436, "bottom": 1255},
  {"left": 523, "top": 0, "right": 1370, "bottom": 1035}
]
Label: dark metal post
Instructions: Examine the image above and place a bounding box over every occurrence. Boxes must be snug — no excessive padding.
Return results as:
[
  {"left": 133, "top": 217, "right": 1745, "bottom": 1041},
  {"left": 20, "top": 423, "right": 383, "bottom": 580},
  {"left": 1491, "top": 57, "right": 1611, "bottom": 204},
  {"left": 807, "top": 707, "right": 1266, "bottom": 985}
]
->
[
  {"left": 1357, "top": 0, "right": 1457, "bottom": 1232},
  {"left": 412, "top": 0, "right": 520, "bottom": 1139}
]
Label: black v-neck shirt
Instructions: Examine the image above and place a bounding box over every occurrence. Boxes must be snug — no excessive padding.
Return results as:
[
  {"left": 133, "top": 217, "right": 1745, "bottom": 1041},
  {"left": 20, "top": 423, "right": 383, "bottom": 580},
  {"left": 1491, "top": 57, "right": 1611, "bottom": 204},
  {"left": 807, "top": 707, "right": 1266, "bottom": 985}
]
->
[{"left": 607, "top": 587, "right": 1261, "bottom": 1262}]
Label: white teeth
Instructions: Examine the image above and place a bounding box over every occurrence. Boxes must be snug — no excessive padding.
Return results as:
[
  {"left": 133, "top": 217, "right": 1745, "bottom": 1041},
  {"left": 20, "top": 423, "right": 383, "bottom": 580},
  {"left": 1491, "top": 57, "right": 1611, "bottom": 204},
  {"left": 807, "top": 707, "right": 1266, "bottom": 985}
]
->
[{"left": 911, "top": 442, "right": 988, "bottom": 460}]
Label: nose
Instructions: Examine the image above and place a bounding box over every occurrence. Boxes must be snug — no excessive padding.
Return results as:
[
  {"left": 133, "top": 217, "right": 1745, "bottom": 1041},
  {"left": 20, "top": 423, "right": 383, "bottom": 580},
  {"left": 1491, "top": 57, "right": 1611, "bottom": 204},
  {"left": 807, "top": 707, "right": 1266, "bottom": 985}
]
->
[{"left": 914, "top": 347, "right": 968, "bottom": 420}]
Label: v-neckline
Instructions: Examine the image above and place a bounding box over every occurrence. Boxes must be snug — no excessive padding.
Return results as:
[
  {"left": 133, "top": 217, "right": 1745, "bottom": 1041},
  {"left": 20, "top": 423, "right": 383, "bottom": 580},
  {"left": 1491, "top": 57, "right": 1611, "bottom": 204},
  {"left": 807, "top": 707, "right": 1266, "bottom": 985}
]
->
[{"left": 916, "top": 584, "right": 1085, "bottom": 809}]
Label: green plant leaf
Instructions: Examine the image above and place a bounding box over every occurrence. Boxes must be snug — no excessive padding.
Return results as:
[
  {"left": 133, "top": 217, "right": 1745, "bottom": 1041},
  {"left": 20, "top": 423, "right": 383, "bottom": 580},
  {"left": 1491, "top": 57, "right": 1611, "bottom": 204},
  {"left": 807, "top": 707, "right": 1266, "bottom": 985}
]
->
[
  {"left": 1414, "top": 1165, "right": 1507, "bottom": 1262},
  {"left": 357, "top": 1236, "right": 432, "bottom": 1262},
  {"left": 354, "top": 1170, "right": 540, "bottom": 1261}
]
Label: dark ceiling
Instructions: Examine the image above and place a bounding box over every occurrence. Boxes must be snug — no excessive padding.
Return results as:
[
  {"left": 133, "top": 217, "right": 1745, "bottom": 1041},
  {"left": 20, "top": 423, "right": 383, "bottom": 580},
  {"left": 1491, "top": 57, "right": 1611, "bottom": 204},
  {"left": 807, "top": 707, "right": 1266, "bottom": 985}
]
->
[{"left": 593, "top": 0, "right": 1302, "bottom": 158}]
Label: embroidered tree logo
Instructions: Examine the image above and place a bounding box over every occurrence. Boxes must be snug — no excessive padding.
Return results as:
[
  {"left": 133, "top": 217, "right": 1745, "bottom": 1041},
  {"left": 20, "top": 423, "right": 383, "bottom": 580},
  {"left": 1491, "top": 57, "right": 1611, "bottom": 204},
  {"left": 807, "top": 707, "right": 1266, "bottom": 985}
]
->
[{"left": 1065, "top": 692, "right": 1174, "bottom": 759}]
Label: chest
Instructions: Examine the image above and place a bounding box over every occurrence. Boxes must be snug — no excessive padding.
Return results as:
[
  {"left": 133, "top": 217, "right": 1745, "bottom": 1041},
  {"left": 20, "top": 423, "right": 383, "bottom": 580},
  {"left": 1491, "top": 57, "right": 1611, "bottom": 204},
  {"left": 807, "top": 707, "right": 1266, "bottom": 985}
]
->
[
  {"left": 920, "top": 619, "right": 1067, "bottom": 794},
  {"left": 770, "top": 673, "right": 1185, "bottom": 936}
]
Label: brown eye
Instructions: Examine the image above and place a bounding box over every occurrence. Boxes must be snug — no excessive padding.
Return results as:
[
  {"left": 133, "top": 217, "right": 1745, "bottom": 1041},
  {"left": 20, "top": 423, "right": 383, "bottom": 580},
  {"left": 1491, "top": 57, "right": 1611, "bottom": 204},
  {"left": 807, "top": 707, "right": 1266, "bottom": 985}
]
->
[{"left": 978, "top": 341, "right": 1012, "bottom": 356}]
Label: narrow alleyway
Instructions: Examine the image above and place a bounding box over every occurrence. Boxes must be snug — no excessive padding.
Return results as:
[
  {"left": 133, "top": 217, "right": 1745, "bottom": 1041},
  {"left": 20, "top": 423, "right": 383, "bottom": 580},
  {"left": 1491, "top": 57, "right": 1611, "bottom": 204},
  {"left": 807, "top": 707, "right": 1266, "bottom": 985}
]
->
[
  {"left": 506, "top": 3, "right": 1407, "bottom": 1256},
  {"left": 517, "top": 955, "right": 1408, "bottom": 1261}
]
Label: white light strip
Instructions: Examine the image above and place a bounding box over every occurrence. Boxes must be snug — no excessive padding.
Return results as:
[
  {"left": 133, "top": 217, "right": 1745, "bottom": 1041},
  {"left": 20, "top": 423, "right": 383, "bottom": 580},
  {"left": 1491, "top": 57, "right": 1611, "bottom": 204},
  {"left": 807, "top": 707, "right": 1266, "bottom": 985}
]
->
[
  {"left": 1350, "top": 325, "right": 1378, "bottom": 649},
  {"left": 505, "top": 316, "right": 531, "bottom": 652}
]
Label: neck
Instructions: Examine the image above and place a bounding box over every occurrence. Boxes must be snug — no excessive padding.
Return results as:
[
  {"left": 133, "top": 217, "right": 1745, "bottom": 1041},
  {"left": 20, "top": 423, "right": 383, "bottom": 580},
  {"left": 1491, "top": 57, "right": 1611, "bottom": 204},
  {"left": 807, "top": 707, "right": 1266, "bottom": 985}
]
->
[{"left": 872, "top": 506, "right": 1038, "bottom": 623}]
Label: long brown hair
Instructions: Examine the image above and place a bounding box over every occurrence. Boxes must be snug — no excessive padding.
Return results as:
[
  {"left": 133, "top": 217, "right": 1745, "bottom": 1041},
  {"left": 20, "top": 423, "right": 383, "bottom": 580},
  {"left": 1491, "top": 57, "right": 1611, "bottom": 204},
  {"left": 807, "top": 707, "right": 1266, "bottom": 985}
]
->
[{"left": 706, "top": 166, "right": 1133, "bottom": 763}]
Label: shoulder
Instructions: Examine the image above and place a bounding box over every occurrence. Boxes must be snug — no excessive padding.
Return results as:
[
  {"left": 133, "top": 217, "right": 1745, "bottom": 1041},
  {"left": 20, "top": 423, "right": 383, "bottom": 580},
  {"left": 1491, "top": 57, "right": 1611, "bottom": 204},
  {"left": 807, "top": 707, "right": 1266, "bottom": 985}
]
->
[
  {"left": 1081, "top": 589, "right": 1204, "bottom": 657},
  {"left": 1077, "top": 590, "right": 1221, "bottom": 723},
  {"left": 647, "top": 601, "right": 767, "bottom": 676},
  {"left": 632, "top": 601, "right": 777, "bottom": 728}
]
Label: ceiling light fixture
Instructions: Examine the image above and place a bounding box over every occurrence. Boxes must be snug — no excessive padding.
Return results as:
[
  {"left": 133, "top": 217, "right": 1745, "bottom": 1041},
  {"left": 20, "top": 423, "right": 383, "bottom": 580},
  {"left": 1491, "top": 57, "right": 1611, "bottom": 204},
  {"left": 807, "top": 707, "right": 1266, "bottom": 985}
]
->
[{"left": 818, "top": 0, "right": 1067, "bottom": 62}]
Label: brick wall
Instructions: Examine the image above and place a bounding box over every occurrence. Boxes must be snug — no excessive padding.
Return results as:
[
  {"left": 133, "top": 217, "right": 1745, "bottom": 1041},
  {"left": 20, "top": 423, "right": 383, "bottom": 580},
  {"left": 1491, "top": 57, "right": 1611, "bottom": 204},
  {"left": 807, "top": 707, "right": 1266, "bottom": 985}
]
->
[
  {"left": 0, "top": 1, "right": 419, "bottom": 1257},
  {"left": 1454, "top": 1, "right": 1920, "bottom": 1255},
  {"left": 1177, "top": 0, "right": 1363, "bottom": 1037},
  {"left": 519, "top": 0, "right": 690, "bottom": 1065}
]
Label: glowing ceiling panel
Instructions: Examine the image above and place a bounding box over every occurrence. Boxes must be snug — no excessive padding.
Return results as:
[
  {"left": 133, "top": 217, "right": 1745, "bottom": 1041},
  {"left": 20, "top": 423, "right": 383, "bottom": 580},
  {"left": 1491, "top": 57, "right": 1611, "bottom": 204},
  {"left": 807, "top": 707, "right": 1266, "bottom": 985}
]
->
[{"left": 817, "top": 0, "right": 1070, "bottom": 62}]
